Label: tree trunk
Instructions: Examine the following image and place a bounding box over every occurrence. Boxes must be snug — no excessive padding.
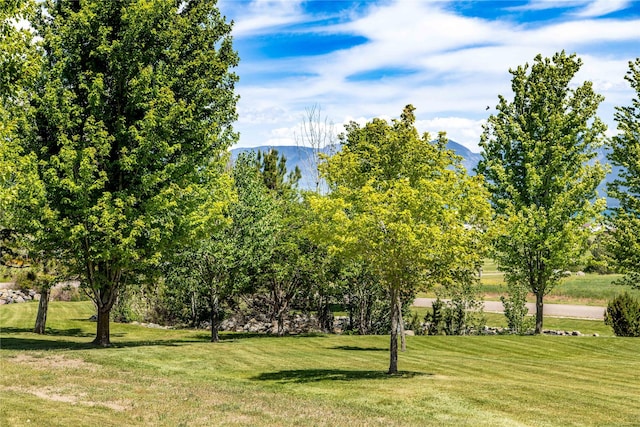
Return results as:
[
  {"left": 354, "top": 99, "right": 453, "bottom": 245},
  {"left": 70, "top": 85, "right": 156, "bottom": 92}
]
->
[
  {"left": 33, "top": 288, "right": 50, "bottom": 334},
  {"left": 535, "top": 292, "right": 544, "bottom": 334},
  {"left": 388, "top": 287, "right": 399, "bottom": 375},
  {"left": 93, "top": 307, "right": 111, "bottom": 347},
  {"left": 210, "top": 301, "right": 221, "bottom": 343},
  {"left": 398, "top": 298, "right": 406, "bottom": 352},
  {"left": 276, "top": 306, "right": 287, "bottom": 336}
]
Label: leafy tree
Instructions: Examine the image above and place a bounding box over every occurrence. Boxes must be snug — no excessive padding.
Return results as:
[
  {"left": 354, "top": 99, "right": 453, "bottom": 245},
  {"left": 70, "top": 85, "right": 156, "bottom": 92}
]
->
[
  {"left": 1, "top": 0, "right": 59, "bottom": 333},
  {"left": 477, "top": 51, "right": 607, "bottom": 334},
  {"left": 164, "top": 153, "right": 278, "bottom": 341},
  {"left": 308, "top": 105, "right": 490, "bottom": 374},
  {"left": 608, "top": 58, "right": 640, "bottom": 289},
  {"left": 1, "top": 0, "right": 44, "bottom": 249},
  {"left": 253, "top": 152, "right": 316, "bottom": 336},
  {"left": 8, "top": 0, "right": 238, "bottom": 346}
]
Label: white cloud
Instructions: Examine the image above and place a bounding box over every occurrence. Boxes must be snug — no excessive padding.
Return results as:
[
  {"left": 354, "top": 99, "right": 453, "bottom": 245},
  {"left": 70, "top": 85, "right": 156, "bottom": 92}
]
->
[
  {"left": 574, "top": 0, "right": 631, "bottom": 17},
  {"left": 416, "top": 117, "right": 487, "bottom": 152},
  {"left": 222, "top": 0, "right": 305, "bottom": 37},
  {"left": 229, "top": 0, "right": 638, "bottom": 151},
  {"left": 507, "top": 0, "right": 630, "bottom": 16}
]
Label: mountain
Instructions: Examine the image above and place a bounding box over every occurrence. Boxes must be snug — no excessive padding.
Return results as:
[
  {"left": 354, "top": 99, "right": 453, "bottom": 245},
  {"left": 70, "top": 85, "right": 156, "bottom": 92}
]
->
[{"left": 230, "top": 142, "right": 620, "bottom": 207}]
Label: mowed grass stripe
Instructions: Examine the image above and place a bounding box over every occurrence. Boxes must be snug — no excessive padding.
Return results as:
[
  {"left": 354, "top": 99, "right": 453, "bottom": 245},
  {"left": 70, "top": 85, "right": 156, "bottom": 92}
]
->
[{"left": 2, "top": 301, "right": 639, "bottom": 426}]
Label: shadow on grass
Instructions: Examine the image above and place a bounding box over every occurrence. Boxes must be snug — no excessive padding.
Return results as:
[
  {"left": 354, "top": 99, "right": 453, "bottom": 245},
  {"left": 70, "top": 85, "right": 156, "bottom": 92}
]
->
[
  {"left": 1, "top": 326, "right": 95, "bottom": 338},
  {"left": 191, "top": 332, "right": 329, "bottom": 342},
  {"left": 252, "top": 369, "right": 429, "bottom": 383},
  {"left": 331, "top": 345, "right": 387, "bottom": 352},
  {"left": 0, "top": 334, "right": 194, "bottom": 351}
]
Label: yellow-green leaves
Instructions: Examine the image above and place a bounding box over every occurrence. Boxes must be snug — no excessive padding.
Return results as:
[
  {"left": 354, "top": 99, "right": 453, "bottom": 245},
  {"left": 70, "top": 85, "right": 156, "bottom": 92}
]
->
[{"left": 309, "top": 105, "right": 490, "bottom": 292}]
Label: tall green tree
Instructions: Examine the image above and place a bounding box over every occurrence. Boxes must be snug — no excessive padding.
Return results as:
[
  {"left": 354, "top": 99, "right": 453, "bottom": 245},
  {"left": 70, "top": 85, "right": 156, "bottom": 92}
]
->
[
  {"left": 608, "top": 58, "right": 640, "bottom": 289},
  {"left": 256, "top": 148, "right": 301, "bottom": 194},
  {"left": 1, "top": 0, "right": 44, "bottom": 240},
  {"left": 309, "top": 105, "right": 490, "bottom": 374},
  {"left": 477, "top": 51, "right": 607, "bottom": 334},
  {"left": 165, "top": 152, "right": 278, "bottom": 341},
  {"left": 1, "top": 0, "right": 57, "bottom": 334},
  {"left": 253, "top": 149, "right": 316, "bottom": 336},
  {"left": 8, "top": 0, "right": 238, "bottom": 346}
]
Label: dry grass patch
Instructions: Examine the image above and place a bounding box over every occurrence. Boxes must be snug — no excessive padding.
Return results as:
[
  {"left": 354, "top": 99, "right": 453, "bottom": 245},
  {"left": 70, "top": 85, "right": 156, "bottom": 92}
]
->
[
  {"left": 9, "top": 353, "right": 99, "bottom": 372},
  {"left": 4, "top": 386, "right": 129, "bottom": 412}
]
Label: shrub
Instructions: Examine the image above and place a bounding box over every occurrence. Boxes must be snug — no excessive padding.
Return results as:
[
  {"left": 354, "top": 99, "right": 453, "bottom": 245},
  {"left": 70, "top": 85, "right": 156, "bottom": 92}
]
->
[
  {"left": 605, "top": 292, "right": 640, "bottom": 337},
  {"left": 501, "top": 280, "right": 534, "bottom": 335}
]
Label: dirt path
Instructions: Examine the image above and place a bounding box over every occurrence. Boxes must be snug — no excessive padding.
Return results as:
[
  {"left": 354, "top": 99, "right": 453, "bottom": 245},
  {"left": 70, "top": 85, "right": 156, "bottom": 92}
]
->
[{"left": 413, "top": 298, "right": 606, "bottom": 320}]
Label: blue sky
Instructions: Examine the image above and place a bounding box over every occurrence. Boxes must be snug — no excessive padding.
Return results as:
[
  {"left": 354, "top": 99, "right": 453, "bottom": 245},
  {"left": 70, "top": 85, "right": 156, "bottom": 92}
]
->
[{"left": 218, "top": 0, "right": 640, "bottom": 152}]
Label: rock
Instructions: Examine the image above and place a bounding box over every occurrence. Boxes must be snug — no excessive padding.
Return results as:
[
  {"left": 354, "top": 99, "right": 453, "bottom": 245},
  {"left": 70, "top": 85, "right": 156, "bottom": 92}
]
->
[
  {"left": 576, "top": 271, "right": 586, "bottom": 276},
  {"left": 405, "top": 330, "right": 415, "bottom": 336}
]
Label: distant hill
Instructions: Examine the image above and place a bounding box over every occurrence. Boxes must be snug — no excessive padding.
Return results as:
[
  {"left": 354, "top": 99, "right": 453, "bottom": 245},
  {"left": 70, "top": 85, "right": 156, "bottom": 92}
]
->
[{"left": 231, "top": 142, "right": 620, "bottom": 207}]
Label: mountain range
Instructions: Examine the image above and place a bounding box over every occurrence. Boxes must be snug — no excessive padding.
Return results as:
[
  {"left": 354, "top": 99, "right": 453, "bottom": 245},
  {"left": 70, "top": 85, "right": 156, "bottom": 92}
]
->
[{"left": 231, "top": 141, "right": 619, "bottom": 207}]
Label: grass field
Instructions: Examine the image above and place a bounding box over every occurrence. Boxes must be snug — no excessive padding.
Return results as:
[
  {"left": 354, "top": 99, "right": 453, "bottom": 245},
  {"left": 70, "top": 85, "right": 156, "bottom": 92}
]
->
[
  {"left": 2, "top": 302, "right": 639, "bottom": 426},
  {"left": 416, "top": 259, "right": 638, "bottom": 306}
]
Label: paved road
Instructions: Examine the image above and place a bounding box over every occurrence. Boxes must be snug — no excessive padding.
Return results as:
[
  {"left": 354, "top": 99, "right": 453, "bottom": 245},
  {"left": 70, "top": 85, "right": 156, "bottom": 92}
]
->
[{"left": 413, "top": 298, "right": 606, "bottom": 320}]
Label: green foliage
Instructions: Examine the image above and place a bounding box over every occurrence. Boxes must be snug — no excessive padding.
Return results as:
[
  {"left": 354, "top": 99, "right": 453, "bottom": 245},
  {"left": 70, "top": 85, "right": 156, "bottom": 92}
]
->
[
  {"left": 604, "top": 292, "right": 640, "bottom": 337},
  {"left": 424, "top": 279, "right": 486, "bottom": 336},
  {"left": 583, "top": 233, "right": 617, "bottom": 275},
  {"left": 3, "top": 0, "right": 239, "bottom": 345},
  {"left": 478, "top": 51, "right": 607, "bottom": 333},
  {"left": 162, "top": 152, "right": 275, "bottom": 338},
  {"left": 256, "top": 148, "right": 302, "bottom": 194},
  {"left": 309, "top": 105, "right": 491, "bottom": 372},
  {"left": 608, "top": 58, "right": 640, "bottom": 290},
  {"left": 500, "top": 280, "right": 534, "bottom": 334}
]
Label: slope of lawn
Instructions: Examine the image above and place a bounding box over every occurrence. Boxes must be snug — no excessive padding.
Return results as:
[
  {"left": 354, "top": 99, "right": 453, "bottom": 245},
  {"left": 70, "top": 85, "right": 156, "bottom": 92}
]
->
[{"left": 1, "top": 301, "right": 639, "bottom": 426}]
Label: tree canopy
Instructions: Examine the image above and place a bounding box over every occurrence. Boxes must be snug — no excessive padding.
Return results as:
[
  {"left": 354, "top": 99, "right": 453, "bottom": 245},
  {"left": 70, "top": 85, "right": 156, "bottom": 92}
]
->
[
  {"left": 608, "top": 58, "right": 640, "bottom": 289},
  {"left": 308, "top": 105, "right": 490, "bottom": 374},
  {"left": 3, "top": 0, "right": 239, "bottom": 346},
  {"left": 477, "top": 51, "right": 607, "bottom": 333}
]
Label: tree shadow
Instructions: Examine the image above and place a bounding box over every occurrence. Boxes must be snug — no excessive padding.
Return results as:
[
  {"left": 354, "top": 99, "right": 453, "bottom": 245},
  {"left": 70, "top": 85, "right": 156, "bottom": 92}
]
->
[
  {"left": 331, "top": 345, "right": 387, "bottom": 352},
  {"left": 0, "top": 327, "right": 95, "bottom": 338},
  {"left": 252, "top": 369, "right": 429, "bottom": 383},
  {"left": 1, "top": 327, "right": 320, "bottom": 351},
  {"left": 193, "top": 332, "right": 330, "bottom": 342}
]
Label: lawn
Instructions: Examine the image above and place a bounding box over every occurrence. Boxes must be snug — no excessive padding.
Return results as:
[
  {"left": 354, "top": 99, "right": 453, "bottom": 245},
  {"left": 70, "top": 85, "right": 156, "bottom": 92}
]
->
[
  {"left": 416, "top": 259, "right": 638, "bottom": 305},
  {"left": 2, "top": 301, "right": 639, "bottom": 426}
]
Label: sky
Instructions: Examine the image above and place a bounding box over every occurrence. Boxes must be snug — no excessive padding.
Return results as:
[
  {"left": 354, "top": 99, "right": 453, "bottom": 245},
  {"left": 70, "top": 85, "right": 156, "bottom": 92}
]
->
[{"left": 217, "top": 0, "right": 640, "bottom": 152}]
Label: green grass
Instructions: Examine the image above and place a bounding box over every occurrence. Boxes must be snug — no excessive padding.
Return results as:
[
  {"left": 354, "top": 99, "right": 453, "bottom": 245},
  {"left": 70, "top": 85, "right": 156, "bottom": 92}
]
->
[
  {"left": 472, "top": 259, "right": 640, "bottom": 305},
  {"left": 418, "top": 274, "right": 637, "bottom": 306},
  {"left": 479, "top": 273, "right": 639, "bottom": 305},
  {"left": 2, "top": 301, "right": 640, "bottom": 426}
]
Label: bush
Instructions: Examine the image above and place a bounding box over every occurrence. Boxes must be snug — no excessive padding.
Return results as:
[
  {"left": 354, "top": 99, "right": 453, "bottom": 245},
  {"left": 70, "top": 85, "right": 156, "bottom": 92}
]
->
[
  {"left": 501, "top": 280, "right": 534, "bottom": 335},
  {"left": 605, "top": 292, "right": 640, "bottom": 337}
]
